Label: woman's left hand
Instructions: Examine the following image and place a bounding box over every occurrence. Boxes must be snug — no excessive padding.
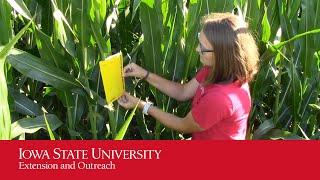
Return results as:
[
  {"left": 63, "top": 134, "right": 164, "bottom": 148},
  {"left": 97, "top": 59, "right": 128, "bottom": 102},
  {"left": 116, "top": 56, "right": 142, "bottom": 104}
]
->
[{"left": 117, "top": 92, "right": 141, "bottom": 109}]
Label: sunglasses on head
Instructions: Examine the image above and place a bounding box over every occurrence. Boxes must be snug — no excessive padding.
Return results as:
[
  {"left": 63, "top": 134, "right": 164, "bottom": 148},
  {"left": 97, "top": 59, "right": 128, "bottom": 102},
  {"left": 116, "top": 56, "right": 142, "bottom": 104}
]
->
[{"left": 198, "top": 33, "right": 214, "bottom": 54}]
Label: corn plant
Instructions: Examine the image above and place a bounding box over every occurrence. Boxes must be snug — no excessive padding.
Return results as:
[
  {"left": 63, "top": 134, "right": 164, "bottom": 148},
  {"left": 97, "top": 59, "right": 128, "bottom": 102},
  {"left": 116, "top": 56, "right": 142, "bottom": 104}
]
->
[
  {"left": 242, "top": 0, "right": 320, "bottom": 140},
  {"left": 1, "top": 0, "right": 319, "bottom": 140}
]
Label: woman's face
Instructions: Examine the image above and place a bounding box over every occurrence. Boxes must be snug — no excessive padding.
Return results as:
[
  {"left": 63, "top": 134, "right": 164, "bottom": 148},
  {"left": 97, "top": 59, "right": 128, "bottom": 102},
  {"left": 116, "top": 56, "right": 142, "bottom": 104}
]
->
[{"left": 196, "top": 31, "right": 215, "bottom": 67}]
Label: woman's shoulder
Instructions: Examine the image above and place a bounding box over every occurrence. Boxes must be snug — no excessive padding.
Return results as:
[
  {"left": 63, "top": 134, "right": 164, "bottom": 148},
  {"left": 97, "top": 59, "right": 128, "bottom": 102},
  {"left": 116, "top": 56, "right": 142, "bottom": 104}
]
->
[
  {"left": 203, "top": 87, "right": 232, "bottom": 104},
  {"left": 195, "top": 66, "right": 210, "bottom": 83},
  {"left": 204, "top": 81, "right": 250, "bottom": 101}
]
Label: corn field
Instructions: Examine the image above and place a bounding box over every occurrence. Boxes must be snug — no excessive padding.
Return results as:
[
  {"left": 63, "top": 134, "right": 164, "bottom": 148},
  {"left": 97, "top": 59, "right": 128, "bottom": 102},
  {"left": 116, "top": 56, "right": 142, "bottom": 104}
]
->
[{"left": 0, "top": 0, "right": 319, "bottom": 140}]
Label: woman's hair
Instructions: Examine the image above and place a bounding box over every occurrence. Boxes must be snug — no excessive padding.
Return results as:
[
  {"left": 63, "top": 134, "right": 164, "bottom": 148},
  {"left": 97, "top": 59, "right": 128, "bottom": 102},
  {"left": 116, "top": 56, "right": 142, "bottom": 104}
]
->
[{"left": 201, "top": 12, "right": 259, "bottom": 85}]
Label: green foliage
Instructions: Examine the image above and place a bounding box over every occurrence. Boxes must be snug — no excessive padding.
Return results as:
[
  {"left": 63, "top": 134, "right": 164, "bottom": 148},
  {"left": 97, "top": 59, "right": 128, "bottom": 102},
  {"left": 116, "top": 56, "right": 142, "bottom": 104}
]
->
[
  {"left": 114, "top": 99, "right": 140, "bottom": 140},
  {"left": 11, "top": 114, "right": 62, "bottom": 139},
  {"left": 0, "top": 17, "right": 32, "bottom": 140},
  {"left": 2, "top": 0, "right": 320, "bottom": 140}
]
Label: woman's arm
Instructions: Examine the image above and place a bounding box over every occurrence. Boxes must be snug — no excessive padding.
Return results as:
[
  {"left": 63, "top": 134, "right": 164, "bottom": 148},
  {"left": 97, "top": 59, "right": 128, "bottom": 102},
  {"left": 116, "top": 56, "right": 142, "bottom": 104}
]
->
[
  {"left": 123, "top": 63, "right": 199, "bottom": 102},
  {"left": 144, "top": 101, "right": 204, "bottom": 133},
  {"left": 145, "top": 72, "right": 199, "bottom": 102},
  {"left": 117, "top": 92, "right": 204, "bottom": 133}
]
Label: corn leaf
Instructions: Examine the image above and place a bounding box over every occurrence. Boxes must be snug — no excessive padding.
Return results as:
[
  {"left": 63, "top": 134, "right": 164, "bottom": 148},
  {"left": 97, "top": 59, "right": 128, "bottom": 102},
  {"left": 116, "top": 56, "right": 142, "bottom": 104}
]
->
[
  {"left": 262, "top": 129, "right": 305, "bottom": 140},
  {"left": 51, "top": 0, "right": 77, "bottom": 57},
  {"left": 114, "top": 100, "right": 140, "bottom": 140},
  {"left": 184, "top": 0, "right": 201, "bottom": 79},
  {"left": 6, "top": 48, "right": 83, "bottom": 91},
  {"left": 252, "top": 119, "right": 275, "bottom": 140},
  {"left": 11, "top": 114, "right": 62, "bottom": 139},
  {"left": 140, "top": 1, "right": 162, "bottom": 75},
  {"left": 244, "top": 0, "right": 261, "bottom": 30},
  {"left": 0, "top": 0, "right": 12, "bottom": 45},
  {"left": 299, "top": 0, "right": 318, "bottom": 77},
  {"left": 202, "top": 0, "right": 234, "bottom": 15},
  {"left": 35, "top": 29, "right": 67, "bottom": 69},
  {"left": 131, "top": 0, "right": 142, "bottom": 22},
  {"left": 7, "top": 0, "right": 32, "bottom": 20},
  {"left": 44, "top": 113, "right": 56, "bottom": 140},
  {"left": 9, "top": 87, "right": 42, "bottom": 116},
  {"left": 260, "top": 28, "right": 320, "bottom": 62},
  {"left": 261, "top": 4, "right": 271, "bottom": 43},
  {"left": 0, "top": 20, "right": 32, "bottom": 140},
  {"left": 91, "top": 0, "right": 107, "bottom": 27}
]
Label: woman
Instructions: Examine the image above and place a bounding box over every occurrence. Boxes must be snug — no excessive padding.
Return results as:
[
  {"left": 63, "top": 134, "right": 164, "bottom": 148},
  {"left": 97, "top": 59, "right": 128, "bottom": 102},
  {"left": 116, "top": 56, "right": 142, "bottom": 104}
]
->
[{"left": 117, "top": 12, "right": 259, "bottom": 140}]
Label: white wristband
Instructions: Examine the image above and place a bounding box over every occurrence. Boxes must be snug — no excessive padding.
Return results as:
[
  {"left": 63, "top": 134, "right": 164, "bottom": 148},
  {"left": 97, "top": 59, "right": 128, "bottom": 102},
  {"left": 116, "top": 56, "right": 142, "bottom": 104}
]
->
[{"left": 142, "top": 102, "right": 153, "bottom": 115}]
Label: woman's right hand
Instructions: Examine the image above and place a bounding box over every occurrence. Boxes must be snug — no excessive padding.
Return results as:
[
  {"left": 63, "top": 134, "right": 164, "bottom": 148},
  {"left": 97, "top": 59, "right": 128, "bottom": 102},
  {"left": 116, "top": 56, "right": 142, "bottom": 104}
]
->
[{"left": 123, "top": 63, "right": 148, "bottom": 79}]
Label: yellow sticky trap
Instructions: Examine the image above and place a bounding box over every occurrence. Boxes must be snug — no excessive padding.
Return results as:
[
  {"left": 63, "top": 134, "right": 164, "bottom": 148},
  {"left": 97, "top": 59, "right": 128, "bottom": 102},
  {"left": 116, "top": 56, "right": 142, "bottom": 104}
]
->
[{"left": 99, "top": 52, "right": 125, "bottom": 104}]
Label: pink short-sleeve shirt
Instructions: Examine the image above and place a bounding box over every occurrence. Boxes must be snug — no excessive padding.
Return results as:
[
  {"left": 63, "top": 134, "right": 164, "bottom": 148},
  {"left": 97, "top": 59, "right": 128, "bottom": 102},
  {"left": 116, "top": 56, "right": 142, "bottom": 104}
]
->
[{"left": 191, "top": 66, "right": 251, "bottom": 140}]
